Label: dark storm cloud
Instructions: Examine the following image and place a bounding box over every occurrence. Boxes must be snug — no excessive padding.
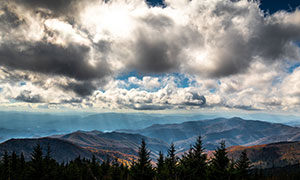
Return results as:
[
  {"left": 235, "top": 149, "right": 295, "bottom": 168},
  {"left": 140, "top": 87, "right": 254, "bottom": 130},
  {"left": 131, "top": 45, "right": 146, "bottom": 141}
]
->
[
  {"left": 0, "top": 42, "right": 110, "bottom": 81},
  {"left": 184, "top": 94, "right": 206, "bottom": 106},
  {"left": 0, "top": 5, "right": 24, "bottom": 31},
  {"left": 0, "top": 41, "right": 111, "bottom": 96},
  {"left": 60, "top": 81, "right": 97, "bottom": 97},
  {"left": 254, "top": 22, "right": 300, "bottom": 61},
  {"left": 134, "top": 39, "right": 179, "bottom": 73},
  {"left": 15, "top": 90, "right": 43, "bottom": 103},
  {"left": 131, "top": 13, "right": 202, "bottom": 74},
  {"left": 209, "top": 33, "right": 252, "bottom": 77},
  {"left": 0, "top": 2, "right": 112, "bottom": 96}
]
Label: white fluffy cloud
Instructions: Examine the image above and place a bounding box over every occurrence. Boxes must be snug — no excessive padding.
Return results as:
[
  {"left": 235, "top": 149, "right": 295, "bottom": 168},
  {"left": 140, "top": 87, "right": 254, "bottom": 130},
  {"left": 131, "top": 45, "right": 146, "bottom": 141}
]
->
[{"left": 0, "top": 0, "right": 300, "bottom": 112}]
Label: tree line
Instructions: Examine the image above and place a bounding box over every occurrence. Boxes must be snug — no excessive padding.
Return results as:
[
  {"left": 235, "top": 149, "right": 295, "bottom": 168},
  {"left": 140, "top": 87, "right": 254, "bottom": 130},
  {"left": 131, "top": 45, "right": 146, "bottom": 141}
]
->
[{"left": 0, "top": 136, "right": 282, "bottom": 180}]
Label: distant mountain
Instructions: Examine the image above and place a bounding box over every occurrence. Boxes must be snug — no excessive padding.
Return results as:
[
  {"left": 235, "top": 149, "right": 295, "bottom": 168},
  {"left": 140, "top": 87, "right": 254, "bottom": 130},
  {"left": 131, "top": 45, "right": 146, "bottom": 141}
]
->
[
  {"left": 0, "top": 130, "right": 169, "bottom": 163},
  {"left": 0, "top": 135, "right": 140, "bottom": 164},
  {"left": 0, "top": 111, "right": 214, "bottom": 142},
  {"left": 227, "top": 141, "right": 300, "bottom": 169},
  {"left": 0, "top": 138, "right": 94, "bottom": 163},
  {"left": 54, "top": 130, "right": 169, "bottom": 158},
  {"left": 119, "top": 117, "right": 300, "bottom": 151},
  {"left": 3, "top": 117, "right": 300, "bottom": 166}
]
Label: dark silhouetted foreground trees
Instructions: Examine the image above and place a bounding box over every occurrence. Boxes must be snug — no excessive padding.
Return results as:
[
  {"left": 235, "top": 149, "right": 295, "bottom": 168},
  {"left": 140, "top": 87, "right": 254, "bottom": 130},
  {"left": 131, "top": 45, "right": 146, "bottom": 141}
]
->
[{"left": 1, "top": 136, "right": 291, "bottom": 180}]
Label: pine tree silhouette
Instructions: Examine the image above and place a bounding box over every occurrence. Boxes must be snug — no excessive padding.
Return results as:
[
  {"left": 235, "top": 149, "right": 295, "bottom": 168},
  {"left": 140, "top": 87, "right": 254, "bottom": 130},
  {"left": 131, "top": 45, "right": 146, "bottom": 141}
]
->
[
  {"left": 209, "top": 140, "right": 230, "bottom": 180},
  {"left": 29, "top": 143, "right": 45, "bottom": 180},
  {"left": 166, "top": 143, "right": 178, "bottom": 180},
  {"left": 130, "top": 139, "right": 154, "bottom": 180},
  {"left": 235, "top": 150, "right": 252, "bottom": 180}
]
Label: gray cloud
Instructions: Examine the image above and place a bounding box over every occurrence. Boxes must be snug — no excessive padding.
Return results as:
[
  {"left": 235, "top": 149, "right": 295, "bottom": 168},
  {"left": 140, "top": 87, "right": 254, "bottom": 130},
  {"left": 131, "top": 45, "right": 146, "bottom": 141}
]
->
[
  {"left": 7, "top": 0, "right": 86, "bottom": 19},
  {"left": 184, "top": 94, "right": 206, "bottom": 106},
  {"left": 0, "top": 0, "right": 300, "bottom": 111},
  {"left": 59, "top": 81, "right": 97, "bottom": 97},
  {"left": 189, "top": 1, "right": 300, "bottom": 78},
  {"left": 133, "top": 36, "right": 180, "bottom": 73},
  {"left": 0, "top": 5, "right": 23, "bottom": 31},
  {"left": 132, "top": 104, "right": 169, "bottom": 110},
  {"left": 15, "top": 90, "right": 43, "bottom": 103},
  {"left": 0, "top": 43, "right": 91, "bottom": 80}
]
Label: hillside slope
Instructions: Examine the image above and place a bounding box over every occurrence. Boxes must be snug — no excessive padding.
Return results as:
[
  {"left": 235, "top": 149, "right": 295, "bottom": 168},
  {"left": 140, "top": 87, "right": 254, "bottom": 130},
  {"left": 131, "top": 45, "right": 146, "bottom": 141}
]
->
[
  {"left": 119, "top": 117, "right": 300, "bottom": 151},
  {"left": 228, "top": 141, "right": 300, "bottom": 168}
]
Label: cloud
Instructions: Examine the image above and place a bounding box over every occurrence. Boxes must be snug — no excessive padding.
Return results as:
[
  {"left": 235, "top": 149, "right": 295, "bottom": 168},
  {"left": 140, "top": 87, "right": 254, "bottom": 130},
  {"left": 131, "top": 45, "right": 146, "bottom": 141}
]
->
[
  {"left": 0, "top": 0, "right": 300, "bottom": 111},
  {"left": 15, "top": 90, "right": 43, "bottom": 103},
  {"left": 128, "top": 76, "right": 161, "bottom": 90}
]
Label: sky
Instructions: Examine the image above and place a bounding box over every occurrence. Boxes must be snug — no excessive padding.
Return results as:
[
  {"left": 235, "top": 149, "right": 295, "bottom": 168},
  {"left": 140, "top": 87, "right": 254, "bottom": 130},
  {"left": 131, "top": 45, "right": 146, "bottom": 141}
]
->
[{"left": 0, "top": 0, "right": 300, "bottom": 114}]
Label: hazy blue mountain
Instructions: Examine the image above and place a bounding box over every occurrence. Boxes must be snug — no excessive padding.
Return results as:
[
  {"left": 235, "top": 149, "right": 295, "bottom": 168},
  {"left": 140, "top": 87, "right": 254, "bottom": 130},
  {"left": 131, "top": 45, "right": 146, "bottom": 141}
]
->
[
  {"left": 0, "top": 111, "right": 214, "bottom": 142},
  {"left": 119, "top": 117, "right": 300, "bottom": 151},
  {"left": 3, "top": 117, "right": 300, "bottom": 165}
]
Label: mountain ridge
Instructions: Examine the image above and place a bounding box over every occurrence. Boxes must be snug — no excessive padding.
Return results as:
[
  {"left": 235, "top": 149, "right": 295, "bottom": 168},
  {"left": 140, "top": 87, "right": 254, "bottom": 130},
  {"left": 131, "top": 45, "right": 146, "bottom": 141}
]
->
[{"left": 118, "top": 117, "right": 300, "bottom": 151}]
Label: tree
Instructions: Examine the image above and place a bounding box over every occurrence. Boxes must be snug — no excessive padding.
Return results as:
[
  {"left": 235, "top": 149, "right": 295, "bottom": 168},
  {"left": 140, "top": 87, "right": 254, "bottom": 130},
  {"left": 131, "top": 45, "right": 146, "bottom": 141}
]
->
[
  {"left": 178, "top": 136, "right": 207, "bottom": 180},
  {"left": 208, "top": 141, "right": 230, "bottom": 180},
  {"left": 235, "top": 150, "right": 251, "bottom": 180},
  {"left": 165, "top": 143, "right": 178, "bottom": 180},
  {"left": 156, "top": 151, "right": 165, "bottom": 174},
  {"left": 29, "top": 143, "right": 45, "bottom": 180},
  {"left": 156, "top": 151, "right": 168, "bottom": 180},
  {"left": 130, "top": 139, "right": 154, "bottom": 180},
  {"left": 11, "top": 151, "right": 18, "bottom": 180},
  {"left": 1, "top": 151, "right": 10, "bottom": 180},
  {"left": 192, "top": 136, "right": 207, "bottom": 180}
]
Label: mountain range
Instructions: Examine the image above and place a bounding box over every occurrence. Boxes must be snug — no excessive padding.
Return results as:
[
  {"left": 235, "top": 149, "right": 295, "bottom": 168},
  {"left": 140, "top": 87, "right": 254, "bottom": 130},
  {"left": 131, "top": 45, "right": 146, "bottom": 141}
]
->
[
  {"left": 2, "top": 117, "right": 300, "bottom": 168},
  {"left": 0, "top": 111, "right": 213, "bottom": 142},
  {"left": 119, "top": 117, "right": 300, "bottom": 151}
]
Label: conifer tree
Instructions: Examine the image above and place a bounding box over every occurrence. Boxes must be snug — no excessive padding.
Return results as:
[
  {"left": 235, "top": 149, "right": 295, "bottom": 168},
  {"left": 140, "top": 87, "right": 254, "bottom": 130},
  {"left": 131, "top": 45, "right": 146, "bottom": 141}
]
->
[
  {"left": 11, "top": 151, "right": 18, "bottom": 180},
  {"left": 165, "top": 143, "right": 178, "bottom": 180},
  {"left": 157, "top": 151, "right": 165, "bottom": 174},
  {"left": 192, "top": 136, "right": 207, "bottom": 180},
  {"left": 1, "top": 151, "right": 10, "bottom": 180},
  {"left": 20, "top": 152, "right": 25, "bottom": 169},
  {"left": 209, "top": 140, "right": 230, "bottom": 180},
  {"left": 235, "top": 150, "right": 251, "bottom": 180},
  {"left": 130, "top": 139, "right": 154, "bottom": 180},
  {"left": 156, "top": 151, "right": 169, "bottom": 180},
  {"left": 178, "top": 136, "right": 207, "bottom": 180},
  {"left": 29, "top": 143, "right": 45, "bottom": 180}
]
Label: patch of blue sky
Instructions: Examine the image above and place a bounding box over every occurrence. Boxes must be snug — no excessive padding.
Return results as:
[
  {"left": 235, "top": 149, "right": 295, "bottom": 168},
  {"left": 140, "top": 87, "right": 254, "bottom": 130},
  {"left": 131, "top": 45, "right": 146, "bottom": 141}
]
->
[
  {"left": 288, "top": 63, "right": 300, "bottom": 73},
  {"left": 172, "top": 73, "right": 191, "bottom": 88},
  {"left": 259, "top": 0, "right": 300, "bottom": 14},
  {"left": 117, "top": 70, "right": 166, "bottom": 80},
  {"left": 146, "top": 0, "right": 164, "bottom": 7},
  {"left": 20, "top": 81, "right": 26, "bottom": 86},
  {"left": 0, "top": 87, "right": 2, "bottom": 92},
  {"left": 209, "top": 88, "right": 217, "bottom": 93}
]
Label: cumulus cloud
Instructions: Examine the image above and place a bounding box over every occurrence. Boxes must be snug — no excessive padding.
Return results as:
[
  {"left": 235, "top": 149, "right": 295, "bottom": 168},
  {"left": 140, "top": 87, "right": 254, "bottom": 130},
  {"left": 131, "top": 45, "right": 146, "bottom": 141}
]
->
[{"left": 0, "top": 0, "right": 300, "bottom": 111}]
